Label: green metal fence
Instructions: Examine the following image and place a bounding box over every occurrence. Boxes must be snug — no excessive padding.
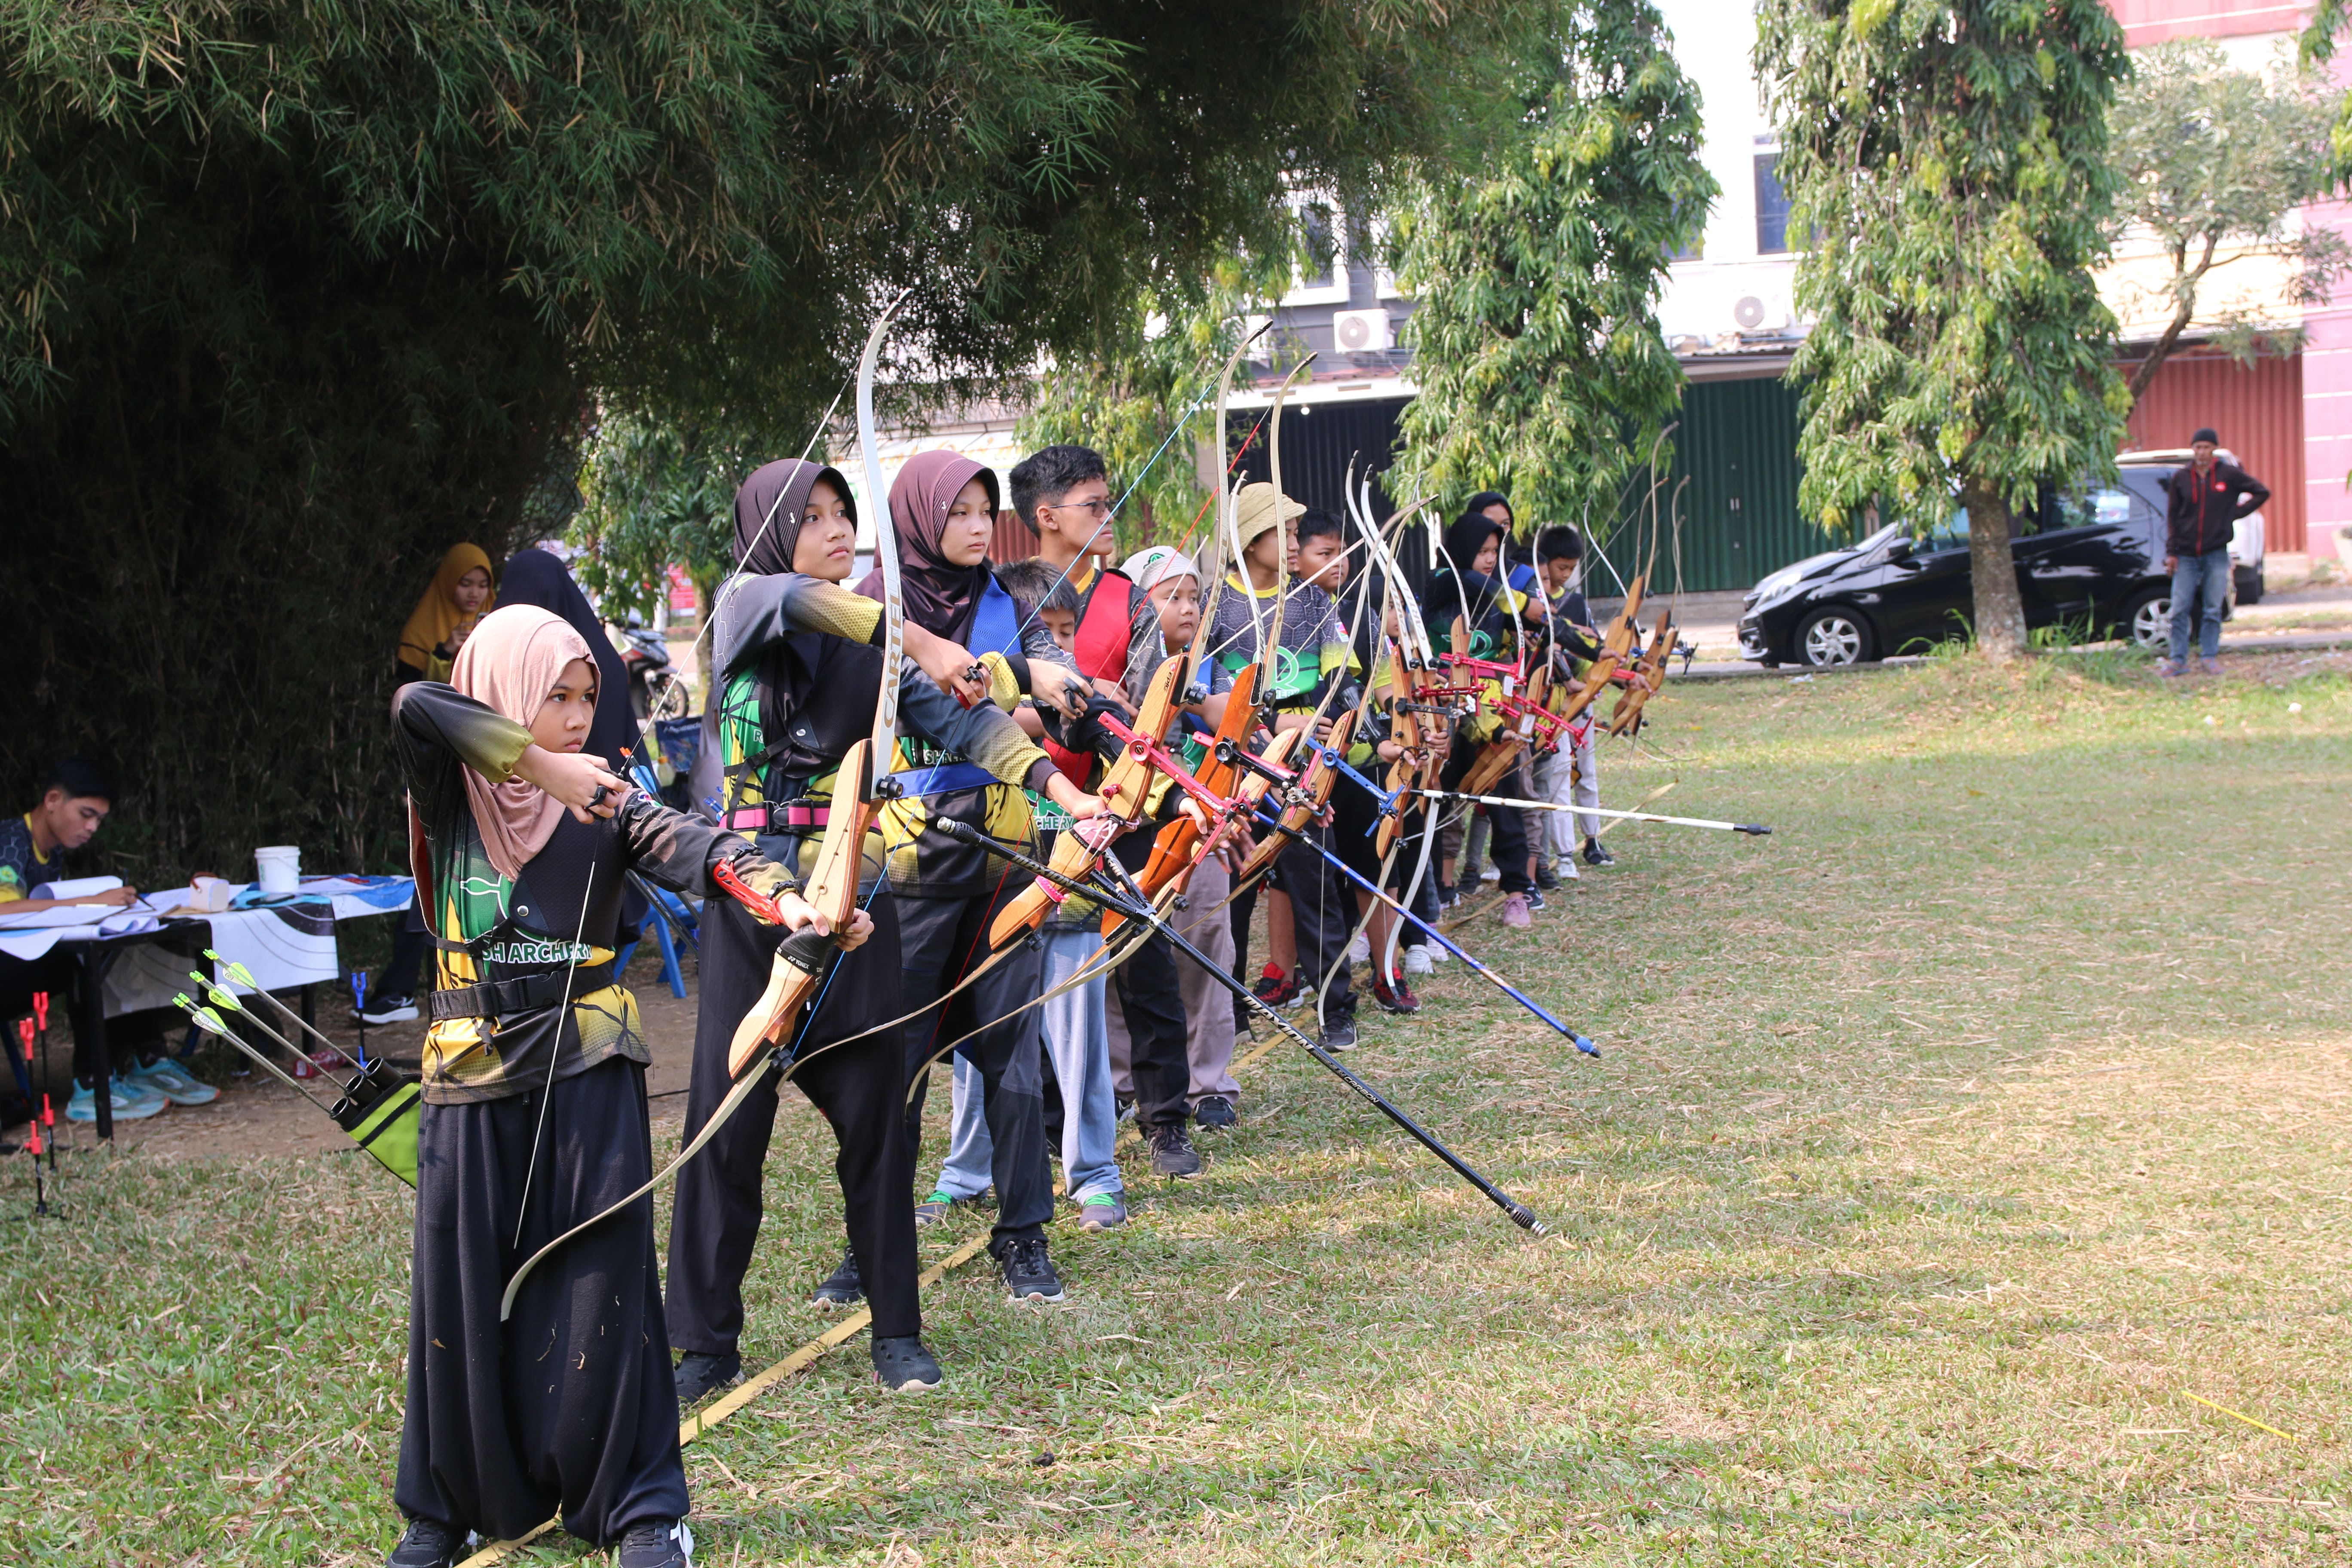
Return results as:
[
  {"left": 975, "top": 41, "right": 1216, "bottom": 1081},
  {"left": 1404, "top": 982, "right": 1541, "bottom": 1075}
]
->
[{"left": 1593, "top": 375, "right": 1831, "bottom": 594}]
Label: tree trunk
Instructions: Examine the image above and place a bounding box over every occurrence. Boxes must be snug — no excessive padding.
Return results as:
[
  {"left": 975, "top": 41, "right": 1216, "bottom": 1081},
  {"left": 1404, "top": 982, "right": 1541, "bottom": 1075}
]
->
[{"left": 1962, "top": 481, "right": 2027, "bottom": 661}]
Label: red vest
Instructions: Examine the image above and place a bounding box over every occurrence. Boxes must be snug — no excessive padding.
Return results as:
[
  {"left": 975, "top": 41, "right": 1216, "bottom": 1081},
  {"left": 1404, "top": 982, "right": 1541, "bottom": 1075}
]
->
[{"left": 1044, "top": 568, "right": 1139, "bottom": 785}]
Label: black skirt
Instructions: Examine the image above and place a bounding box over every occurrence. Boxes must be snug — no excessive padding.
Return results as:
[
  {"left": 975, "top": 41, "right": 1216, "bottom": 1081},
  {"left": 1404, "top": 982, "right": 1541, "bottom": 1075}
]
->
[{"left": 395, "top": 1055, "right": 689, "bottom": 1546}]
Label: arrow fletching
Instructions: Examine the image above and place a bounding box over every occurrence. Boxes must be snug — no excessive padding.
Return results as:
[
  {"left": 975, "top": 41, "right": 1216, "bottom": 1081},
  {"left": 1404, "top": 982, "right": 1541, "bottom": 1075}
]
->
[
  {"left": 203, "top": 949, "right": 260, "bottom": 989},
  {"left": 173, "top": 994, "right": 229, "bottom": 1036}
]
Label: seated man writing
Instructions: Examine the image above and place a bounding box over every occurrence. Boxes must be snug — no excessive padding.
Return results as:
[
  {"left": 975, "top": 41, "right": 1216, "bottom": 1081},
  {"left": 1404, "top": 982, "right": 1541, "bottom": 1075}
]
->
[{"left": 0, "top": 756, "right": 214, "bottom": 1121}]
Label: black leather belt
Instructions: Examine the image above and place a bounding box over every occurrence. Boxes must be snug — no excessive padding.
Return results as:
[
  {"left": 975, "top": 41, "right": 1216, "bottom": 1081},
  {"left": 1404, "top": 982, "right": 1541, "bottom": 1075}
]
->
[{"left": 427, "top": 963, "right": 616, "bottom": 1022}]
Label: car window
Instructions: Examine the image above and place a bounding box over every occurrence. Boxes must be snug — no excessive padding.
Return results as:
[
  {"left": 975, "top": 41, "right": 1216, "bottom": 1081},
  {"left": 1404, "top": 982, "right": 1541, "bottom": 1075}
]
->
[
  {"left": 2045, "top": 485, "right": 2136, "bottom": 531},
  {"left": 1920, "top": 508, "right": 1970, "bottom": 553},
  {"left": 2119, "top": 471, "right": 2171, "bottom": 514}
]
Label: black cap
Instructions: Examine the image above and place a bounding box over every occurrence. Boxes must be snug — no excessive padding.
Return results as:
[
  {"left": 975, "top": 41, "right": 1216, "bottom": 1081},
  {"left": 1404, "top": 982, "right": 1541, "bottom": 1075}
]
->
[{"left": 2191, "top": 427, "right": 2219, "bottom": 445}]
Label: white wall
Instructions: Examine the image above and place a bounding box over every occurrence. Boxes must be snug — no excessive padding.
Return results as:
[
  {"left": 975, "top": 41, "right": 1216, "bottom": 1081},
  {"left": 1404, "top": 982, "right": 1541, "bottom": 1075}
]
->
[{"left": 1652, "top": 0, "right": 1803, "bottom": 346}]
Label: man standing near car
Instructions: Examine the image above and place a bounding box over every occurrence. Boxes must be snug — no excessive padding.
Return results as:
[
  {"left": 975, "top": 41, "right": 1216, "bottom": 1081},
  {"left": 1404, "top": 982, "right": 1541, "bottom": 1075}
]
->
[{"left": 2161, "top": 429, "right": 2266, "bottom": 677}]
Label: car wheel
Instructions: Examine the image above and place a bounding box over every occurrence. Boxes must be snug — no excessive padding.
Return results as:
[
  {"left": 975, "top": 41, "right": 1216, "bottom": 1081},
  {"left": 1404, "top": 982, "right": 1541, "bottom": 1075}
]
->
[
  {"left": 1795, "top": 609, "right": 1874, "bottom": 667},
  {"left": 2122, "top": 586, "right": 2170, "bottom": 650}
]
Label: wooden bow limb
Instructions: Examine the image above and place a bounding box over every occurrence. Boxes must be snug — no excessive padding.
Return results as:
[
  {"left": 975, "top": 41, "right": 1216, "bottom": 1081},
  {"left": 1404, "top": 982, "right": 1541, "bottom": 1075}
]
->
[{"left": 1110, "top": 660, "right": 1262, "bottom": 941}]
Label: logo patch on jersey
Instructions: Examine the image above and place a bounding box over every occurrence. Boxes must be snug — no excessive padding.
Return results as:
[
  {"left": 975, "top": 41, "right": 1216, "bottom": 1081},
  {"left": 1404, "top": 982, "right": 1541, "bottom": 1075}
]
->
[{"left": 486, "top": 939, "right": 594, "bottom": 966}]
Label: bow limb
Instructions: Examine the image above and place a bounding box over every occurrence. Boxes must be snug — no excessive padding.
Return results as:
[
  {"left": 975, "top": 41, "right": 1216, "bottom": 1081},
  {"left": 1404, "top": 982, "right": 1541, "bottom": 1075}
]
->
[
  {"left": 1190, "top": 321, "right": 1271, "bottom": 676},
  {"left": 1113, "top": 658, "right": 1262, "bottom": 939},
  {"left": 1260, "top": 353, "right": 1314, "bottom": 667}
]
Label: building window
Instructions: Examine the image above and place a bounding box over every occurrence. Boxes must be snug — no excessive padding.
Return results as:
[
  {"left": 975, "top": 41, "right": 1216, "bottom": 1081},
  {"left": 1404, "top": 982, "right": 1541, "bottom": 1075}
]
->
[
  {"left": 1754, "top": 154, "right": 1792, "bottom": 255},
  {"left": 1281, "top": 196, "right": 1351, "bottom": 306}
]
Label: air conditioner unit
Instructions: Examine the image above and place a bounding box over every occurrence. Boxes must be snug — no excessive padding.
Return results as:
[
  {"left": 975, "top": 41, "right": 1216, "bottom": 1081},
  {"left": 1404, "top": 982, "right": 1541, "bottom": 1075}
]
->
[
  {"left": 1732, "top": 295, "right": 1768, "bottom": 330},
  {"left": 1332, "top": 307, "right": 1393, "bottom": 353}
]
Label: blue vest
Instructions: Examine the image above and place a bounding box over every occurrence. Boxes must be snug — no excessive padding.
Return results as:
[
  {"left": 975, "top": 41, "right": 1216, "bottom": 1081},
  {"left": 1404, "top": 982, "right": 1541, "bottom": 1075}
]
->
[{"left": 891, "top": 575, "right": 1024, "bottom": 798}]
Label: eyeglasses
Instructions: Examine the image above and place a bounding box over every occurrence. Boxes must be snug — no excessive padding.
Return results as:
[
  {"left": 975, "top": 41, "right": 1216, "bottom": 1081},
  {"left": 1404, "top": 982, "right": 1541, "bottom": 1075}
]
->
[{"left": 1046, "top": 498, "right": 1115, "bottom": 518}]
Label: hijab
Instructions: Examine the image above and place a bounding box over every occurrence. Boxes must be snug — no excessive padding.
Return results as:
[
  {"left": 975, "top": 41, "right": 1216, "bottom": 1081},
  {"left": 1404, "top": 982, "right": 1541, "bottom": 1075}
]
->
[
  {"left": 1433, "top": 512, "right": 1510, "bottom": 627},
  {"left": 857, "top": 449, "right": 998, "bottom": 641},
  {"left": 498, "top": 547, "right": 634, "bottom": 766},
  {"left": 733, "top": 459, "right": 854, "bottom": 576},
  {"left": 450, "top": 605, "right": 593, "bottom": 882},
  {"left": 398, "top": 543, "right": 496, "bottom": 670}
]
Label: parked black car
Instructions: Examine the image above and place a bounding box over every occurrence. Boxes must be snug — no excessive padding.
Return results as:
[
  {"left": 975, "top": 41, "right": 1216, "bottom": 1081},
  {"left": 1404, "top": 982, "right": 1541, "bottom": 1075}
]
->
[{"left": 1737, "top": 469, "right": 2215, "bottom": 667}]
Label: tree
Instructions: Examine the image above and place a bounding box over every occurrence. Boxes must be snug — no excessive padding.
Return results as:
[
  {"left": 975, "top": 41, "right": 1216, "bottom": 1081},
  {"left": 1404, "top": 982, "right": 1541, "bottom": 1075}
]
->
[
  {"left": 1757, "top": 0, "right": 2132, "bottom": 662},
  {"left": 1389, "top": 0, "right": 1714, "bottom": 539},
  {"left": 2108, "top": 38, "right": 2348, "bottom": 404},
  {"left": 0, "top": 1, "right": 1547, "bottom": 880}
]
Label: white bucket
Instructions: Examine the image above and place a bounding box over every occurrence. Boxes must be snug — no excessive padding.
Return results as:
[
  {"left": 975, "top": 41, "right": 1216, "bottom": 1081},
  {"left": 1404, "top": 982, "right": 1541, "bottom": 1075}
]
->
[{"left": 254, "top": 845, "right": 301, "bottom": 894}]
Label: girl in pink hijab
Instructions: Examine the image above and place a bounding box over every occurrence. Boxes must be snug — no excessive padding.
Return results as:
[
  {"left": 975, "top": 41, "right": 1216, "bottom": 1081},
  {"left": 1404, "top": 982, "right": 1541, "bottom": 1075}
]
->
[{"left": 383, "top": 603, "right": 853, "bottom": 1568}]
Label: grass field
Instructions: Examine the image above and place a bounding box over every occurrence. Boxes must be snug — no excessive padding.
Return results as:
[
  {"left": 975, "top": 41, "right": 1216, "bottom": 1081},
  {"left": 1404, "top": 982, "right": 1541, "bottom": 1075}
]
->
[{"left": 3, "top": 652, "right": 2347, "bottom": 1565}]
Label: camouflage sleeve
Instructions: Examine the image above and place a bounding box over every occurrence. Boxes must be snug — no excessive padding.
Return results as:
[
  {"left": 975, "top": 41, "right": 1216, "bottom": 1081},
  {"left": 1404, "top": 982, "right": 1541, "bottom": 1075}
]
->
[
  {"left": 614, "top": 790, "right": 782, "bottom": 900},
  {"left": 899, "top": 658, "right": 1050, "bottom": 787},
  {"left": 714, "top": 573, "right": 884, "bottom": 679},
  {"left": 392, "top": 682, "right": 534, "bottom": 833}
]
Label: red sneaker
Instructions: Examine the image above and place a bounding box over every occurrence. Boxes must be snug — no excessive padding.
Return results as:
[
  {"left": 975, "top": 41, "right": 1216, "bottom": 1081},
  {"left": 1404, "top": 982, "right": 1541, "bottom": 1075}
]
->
[
  {"left": 1251, "top": 964, "right": 1302, "bottom": 1009},
  {"left": 1371, "top": 977, "right": 1420, "bottom": 1014}
]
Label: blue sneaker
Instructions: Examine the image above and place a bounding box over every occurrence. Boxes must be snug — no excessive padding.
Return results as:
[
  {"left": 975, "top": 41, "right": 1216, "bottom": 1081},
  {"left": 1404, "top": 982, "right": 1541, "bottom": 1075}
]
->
[
  {"left": 65, "top": 1079, "right": 168, "bottom": 1123},
  {"left": 127, "top": 1057, "right": 219, "bottom": 1106}
]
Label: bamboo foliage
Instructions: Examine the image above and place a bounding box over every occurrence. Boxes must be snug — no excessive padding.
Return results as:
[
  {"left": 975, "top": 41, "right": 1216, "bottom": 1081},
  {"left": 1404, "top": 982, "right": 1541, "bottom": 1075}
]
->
[{"left": 0, "top": 0, "right": 1541, "bottom": 882}]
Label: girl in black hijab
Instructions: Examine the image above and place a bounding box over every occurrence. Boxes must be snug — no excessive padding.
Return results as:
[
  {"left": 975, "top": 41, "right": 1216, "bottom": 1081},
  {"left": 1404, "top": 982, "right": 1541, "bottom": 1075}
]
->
[{"left": 852, "top": 449, "right": 1100, "bottom": 1308}]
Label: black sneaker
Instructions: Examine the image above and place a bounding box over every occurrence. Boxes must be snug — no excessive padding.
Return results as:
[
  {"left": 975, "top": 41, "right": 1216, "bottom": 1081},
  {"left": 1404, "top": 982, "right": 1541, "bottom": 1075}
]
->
[
  {"left": 872, "top": 1334, "right": 943, "bottom": 1392},
  {"left": 673, "top": 1350, "right": 740, "bottom": 1406},
  {"left": 1436, "top": 882, "right": 1460, "bottom": 910},
  {"left": 614, "top": 1519, "right": 694, "bottom": 1568},
  {"left": 995, "top": 1235, "right": 1067, "bottom": 1303},
  {"left": 1533, "top": 861, "right": 1559, "bottom": 890},
  {"left": 1146, "top": 1123, "right": 1202, "bottom": 1178},
  {"left": 387, "top": 1518, "right": 464, "bottom": 1568},
  {"left": 1193, "top": 1093, "right": 1237, "bottom": 1131},
  {"left": 1581, "top": 838, "right": 1615, "bottom": 867},
  {"left": 914, "top": 1189, "right": 957, "bottom": 1227},
  {"left": 1321, "top": 1017, "right": 1358, "bottom": 1051},
  {"left": 1525, "top": 887, "right": 1545, "bottom": 911},
  {"left": 812, "top": 1248, "right": 864, "bottom": 1308}
]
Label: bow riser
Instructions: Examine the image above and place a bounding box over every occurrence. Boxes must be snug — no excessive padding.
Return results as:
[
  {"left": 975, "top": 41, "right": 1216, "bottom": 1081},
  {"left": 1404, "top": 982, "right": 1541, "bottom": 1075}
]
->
[
  {"left": 1111, "top": 660, "right": 1262, "bottom": 937},
  {"left": 1229, "top": 710, "right": 1356, "bottom": 888},
  {"left": 986, "top": 654, "right": 1188, "bottom": 948},
  {"left": 725, "top": 738, "right": 876, "bottom": 1078}
]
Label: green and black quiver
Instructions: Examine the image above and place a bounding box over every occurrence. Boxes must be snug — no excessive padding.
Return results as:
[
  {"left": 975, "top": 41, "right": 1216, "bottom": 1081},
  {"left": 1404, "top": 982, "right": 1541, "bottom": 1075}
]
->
[{"left": 330, "top": 1060, "right": 421, "bottom": 1186}]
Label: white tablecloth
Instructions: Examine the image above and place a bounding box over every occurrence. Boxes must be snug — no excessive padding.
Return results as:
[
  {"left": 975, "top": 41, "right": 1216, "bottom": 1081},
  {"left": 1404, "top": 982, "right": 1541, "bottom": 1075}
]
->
[{"left": 0, "top": 874, "right": 415, "bottom": 1017}]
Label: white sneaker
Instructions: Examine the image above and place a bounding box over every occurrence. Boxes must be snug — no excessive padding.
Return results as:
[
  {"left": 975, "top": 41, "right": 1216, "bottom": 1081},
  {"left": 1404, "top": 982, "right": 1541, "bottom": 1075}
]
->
[
  {"left": 1552, "top": 856, "right": 1580, "bottom": 882},
  {"left": 1477, "top": 864, "right": 1501, "bottom": 883},
  {"left": 1347, "top": 931, "right": 1371, "bottom": 965},
  {"left": 1402, "top": 946, "right": 1433, "bottom": 977},
  {"left": 1427, "top": 944, "right": 1454, "bottom": 965}
]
